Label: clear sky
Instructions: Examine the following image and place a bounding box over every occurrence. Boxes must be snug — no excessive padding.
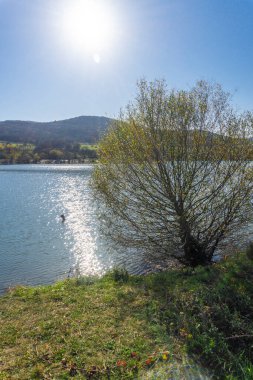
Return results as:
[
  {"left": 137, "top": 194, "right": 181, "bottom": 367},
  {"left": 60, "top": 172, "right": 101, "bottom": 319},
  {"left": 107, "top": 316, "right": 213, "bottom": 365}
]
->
[{"left": 0, "top": 0, "right": 253, "bottom": 121}]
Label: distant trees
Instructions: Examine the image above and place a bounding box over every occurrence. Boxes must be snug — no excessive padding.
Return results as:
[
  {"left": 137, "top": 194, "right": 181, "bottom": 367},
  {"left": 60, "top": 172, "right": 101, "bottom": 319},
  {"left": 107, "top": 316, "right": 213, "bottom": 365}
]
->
[
  {"left": 0, "top": 141, "right": 97, "bottom": 163},
  {"left": 48, "top": 149, "right": 64, "bottom": 160},
  {"left": 35, "top": 142, "right": 97, "bottom": 161},
  {"left": 92, "top": 79, "right": 253, "bottom": 267}
]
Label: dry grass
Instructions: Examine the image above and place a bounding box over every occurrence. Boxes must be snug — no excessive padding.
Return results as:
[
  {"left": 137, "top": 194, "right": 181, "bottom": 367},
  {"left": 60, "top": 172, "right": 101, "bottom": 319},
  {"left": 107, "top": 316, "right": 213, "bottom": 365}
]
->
[{"left": 0, "top": 274, "right": 170, "bottom": 379}]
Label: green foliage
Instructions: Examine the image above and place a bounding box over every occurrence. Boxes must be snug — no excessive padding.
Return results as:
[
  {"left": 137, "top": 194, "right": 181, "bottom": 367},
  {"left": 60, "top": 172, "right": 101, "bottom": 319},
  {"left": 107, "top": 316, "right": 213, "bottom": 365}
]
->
[
  {"left": 48, "top": 148, "right": 64, "bottom": 159},
  {"left": 0, "top": 141, "right": 98, "bottom": 163},
  {"left": 110, "top": 267, "right": 130, "bottom": 283},
  {"left": 145, "top": 254, "right": 253, "bottom": 379},
  {"left": 73, "top": 276, "right": 96, "bottom": 286}
]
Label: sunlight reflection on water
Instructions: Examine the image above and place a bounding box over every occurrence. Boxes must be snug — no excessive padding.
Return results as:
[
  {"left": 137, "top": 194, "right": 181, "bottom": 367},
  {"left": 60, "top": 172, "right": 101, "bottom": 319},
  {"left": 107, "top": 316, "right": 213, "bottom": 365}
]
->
[
  {"left": 58, "top": 173, "right": 107, "bottom": 276},
  {"left": 2, "top": 163, "right": 246, "bottom": 294},
  {"left": 0, "top": 164, "right": 139, "bottom": 292},
  {"left": 0, "top": 164, "right": 158, "bottom": 293}
]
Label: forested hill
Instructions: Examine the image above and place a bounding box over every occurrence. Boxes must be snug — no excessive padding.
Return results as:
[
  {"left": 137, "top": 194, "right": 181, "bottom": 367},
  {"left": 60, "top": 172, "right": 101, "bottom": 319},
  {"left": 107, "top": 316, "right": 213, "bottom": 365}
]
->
[{"left": 0, "top": 116, "right": 113, "bottom": 144}]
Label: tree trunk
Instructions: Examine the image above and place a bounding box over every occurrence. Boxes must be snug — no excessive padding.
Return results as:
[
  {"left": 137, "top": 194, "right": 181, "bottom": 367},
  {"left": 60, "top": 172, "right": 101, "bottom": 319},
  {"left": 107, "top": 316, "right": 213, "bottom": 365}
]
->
[
  {"left": 179, "top": 216, "right": 212, "bottom": 267},
  {"left": 183, "top": 234, "right": 211, "bottom": 267}
]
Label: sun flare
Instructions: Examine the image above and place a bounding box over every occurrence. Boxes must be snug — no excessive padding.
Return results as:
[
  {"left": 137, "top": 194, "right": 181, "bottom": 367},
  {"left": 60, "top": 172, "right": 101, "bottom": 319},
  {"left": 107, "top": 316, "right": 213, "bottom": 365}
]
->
[{"left": 60, "top": 0, "right": 116, "bottom": 61}]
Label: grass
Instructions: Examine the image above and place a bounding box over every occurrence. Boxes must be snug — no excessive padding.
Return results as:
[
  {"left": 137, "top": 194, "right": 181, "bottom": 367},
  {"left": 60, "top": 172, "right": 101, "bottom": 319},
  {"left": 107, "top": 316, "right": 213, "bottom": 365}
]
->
[
  {"left": 1, "top": 254, "right": 253, "bottom": 379},
  {"left": 0, "top": 272, "right": 171, "bottom": 379},
  {"left": 0, "top": 142, "right": 35, "bottom": 148},
  {"left": 80, "top": 144, "right": 98, "bottom": 150}
]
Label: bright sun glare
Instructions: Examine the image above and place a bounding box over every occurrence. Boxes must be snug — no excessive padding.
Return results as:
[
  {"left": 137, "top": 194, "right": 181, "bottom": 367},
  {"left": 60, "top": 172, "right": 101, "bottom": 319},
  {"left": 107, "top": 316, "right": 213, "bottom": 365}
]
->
[{"left": 60, "top": 0, "right": 116, "bottom": 63}]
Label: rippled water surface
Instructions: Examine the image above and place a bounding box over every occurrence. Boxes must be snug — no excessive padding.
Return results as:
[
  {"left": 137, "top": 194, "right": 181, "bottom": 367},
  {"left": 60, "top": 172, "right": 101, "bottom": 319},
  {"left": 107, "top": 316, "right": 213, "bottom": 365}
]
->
[{"left": 0, "top": 165, "right": 145, "bottom": 293}]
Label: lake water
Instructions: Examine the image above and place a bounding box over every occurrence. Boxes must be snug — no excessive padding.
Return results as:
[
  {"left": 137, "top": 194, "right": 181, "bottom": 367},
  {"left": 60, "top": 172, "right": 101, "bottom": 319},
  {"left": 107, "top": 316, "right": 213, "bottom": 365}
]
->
[{"left": 0, "top": 165, "right": 147, "bottom": 293}]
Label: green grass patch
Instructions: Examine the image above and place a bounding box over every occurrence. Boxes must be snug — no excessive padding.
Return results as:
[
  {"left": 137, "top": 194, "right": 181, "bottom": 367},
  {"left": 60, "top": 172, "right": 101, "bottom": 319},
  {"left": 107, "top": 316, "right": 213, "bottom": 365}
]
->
[
  {"left": 80, "top": 144, "right": 98, "bottom": 150},
  {"left": 144, "top": 254, "right": 253, "bottom": 379},
  {"left": 0, "top": 142, "right": 35, "bottom": 149},
  {"left": 1, "top": 254, "right": 253, "bottom": 378},
  {"left": 0, "top": 274, "right": 170, "bottom": 379}
]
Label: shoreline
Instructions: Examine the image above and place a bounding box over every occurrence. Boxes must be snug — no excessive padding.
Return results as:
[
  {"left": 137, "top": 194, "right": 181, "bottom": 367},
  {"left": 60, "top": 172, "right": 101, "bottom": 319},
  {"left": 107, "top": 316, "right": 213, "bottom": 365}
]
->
[{"left": 0, "top": 160, "right": 97, "bottom": 165}]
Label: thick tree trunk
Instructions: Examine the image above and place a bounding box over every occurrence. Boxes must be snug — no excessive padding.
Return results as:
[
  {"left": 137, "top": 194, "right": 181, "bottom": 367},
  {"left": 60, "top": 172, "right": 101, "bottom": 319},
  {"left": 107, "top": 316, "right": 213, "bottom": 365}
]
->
[
  {"left": 183, "top": 235, "right": 211, "bottom": 267},
  {"left": 179, "top": 215, "right": 212, "bottom": 267}
]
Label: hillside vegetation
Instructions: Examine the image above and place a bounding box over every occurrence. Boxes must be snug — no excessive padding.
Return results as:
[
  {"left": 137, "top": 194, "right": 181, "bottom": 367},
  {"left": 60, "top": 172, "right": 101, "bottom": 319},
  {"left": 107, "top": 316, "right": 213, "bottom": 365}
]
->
[
  {"left": 0, "top": 116, "right": 112, "bottom": 163},
  {"left": 1, "top": 253, "right": 253, "bottom": 379},
  {"left": 0, "top": 116, "right": 113, "bottom": 145}
]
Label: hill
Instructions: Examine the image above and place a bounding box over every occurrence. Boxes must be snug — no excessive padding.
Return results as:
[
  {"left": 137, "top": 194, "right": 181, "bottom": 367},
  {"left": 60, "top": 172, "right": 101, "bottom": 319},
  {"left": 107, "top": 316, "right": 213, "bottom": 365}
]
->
[{"left": 0, "top": 116, "right": 113, "bottom": 144}]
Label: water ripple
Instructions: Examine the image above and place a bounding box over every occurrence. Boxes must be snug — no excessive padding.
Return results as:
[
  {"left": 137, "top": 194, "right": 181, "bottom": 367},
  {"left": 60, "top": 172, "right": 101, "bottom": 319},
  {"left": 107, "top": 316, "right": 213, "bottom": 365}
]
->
[{"left": 0, "top": 165, "right": 146, "bottom": 293}]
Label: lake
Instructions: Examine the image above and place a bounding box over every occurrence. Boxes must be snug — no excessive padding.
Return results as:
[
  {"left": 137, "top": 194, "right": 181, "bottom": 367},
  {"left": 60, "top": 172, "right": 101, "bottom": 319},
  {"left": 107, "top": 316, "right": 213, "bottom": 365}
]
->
[{"left": 0, "top": 165, "right": 147, "bottom": 293}]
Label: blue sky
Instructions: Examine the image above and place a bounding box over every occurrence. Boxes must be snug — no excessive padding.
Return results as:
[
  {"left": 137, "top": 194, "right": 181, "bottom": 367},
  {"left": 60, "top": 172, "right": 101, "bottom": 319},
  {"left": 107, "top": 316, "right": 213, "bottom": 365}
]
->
[{"left": 0, "top": 0, "right": 253, "bottom": 121}]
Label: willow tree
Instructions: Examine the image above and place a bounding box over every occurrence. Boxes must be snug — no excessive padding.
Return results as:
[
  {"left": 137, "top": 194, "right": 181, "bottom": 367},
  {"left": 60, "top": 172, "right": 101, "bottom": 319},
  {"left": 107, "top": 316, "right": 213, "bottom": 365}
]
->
[{"left": 92, "top": 80, "right": 253, "bottom": 267}]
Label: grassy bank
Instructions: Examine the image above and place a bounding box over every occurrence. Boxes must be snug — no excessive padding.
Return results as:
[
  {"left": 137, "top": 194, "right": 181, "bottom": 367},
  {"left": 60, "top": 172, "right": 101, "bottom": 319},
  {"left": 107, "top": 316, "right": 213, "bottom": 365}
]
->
[{"left": 1, "top": 254, "right": 253, "bottom": 379}]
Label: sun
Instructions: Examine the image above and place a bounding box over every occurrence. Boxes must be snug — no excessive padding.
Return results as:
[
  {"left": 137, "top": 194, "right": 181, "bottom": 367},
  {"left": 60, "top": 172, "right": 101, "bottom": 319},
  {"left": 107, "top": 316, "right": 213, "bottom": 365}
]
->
[{"left": 60, "top": 0, "right": 116, "bottom": 62}]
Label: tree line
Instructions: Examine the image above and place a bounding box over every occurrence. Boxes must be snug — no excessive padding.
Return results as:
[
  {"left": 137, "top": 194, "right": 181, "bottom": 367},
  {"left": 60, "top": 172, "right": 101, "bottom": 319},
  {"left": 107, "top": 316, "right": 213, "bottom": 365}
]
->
[{"left": 0, "top": 141, "right": 98, "bottom": 164}]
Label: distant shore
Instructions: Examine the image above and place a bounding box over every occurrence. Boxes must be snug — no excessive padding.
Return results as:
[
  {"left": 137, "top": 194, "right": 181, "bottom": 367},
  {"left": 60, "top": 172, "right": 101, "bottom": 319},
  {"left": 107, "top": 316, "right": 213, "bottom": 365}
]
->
[{"left": 0, "top": 159, "right": 97, "bottom": 165}]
